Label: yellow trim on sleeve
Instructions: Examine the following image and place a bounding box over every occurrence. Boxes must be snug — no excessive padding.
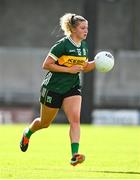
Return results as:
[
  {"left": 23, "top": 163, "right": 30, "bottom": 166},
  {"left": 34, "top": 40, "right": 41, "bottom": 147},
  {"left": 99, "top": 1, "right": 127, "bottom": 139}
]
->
[{"left": 48, "top": 53, "right": 58, "bottom": 61}]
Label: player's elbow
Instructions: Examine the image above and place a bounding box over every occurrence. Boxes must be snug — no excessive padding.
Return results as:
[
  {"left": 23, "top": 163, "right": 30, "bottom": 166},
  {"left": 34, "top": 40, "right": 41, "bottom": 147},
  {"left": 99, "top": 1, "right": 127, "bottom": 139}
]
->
[
  {"left": 42, "top": 60, "right": 52, "bottom": 70},
  {"left": 42, "top": 56, "right": 55, "bottom": 70},
  {"left": 42, "top": 62, "right": 48, "bottom": 70}
]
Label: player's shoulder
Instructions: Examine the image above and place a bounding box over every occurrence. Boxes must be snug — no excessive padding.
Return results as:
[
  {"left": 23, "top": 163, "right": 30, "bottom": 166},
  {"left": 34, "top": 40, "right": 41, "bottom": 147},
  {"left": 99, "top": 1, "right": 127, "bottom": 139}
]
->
[
  {"left": 50, "top": 37, "right": 67, "bottom": 50},
  {"left": 55, "top": 36, "right": 68, "bottom": 45}
]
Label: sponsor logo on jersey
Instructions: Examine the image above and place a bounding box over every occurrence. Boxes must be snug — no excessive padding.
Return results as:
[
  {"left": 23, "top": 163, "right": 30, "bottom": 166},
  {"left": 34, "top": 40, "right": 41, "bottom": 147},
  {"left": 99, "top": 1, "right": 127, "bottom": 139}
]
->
[
  {"left": 58, "top": 55, "right": 87, "bottom": 67},
  {"left": 67, "top": 59, "right": 84, "bottom": 66}
]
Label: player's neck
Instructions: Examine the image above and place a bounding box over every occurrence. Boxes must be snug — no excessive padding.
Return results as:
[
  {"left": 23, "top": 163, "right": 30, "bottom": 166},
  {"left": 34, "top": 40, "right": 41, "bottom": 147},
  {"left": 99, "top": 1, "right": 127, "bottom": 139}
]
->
[{"left": 70, "top": 35, "right": 81, "bottom": 46}]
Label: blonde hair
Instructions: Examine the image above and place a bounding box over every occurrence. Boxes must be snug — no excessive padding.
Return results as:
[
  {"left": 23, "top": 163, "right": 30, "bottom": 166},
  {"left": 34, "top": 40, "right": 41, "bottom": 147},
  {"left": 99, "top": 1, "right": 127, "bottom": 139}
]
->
[{"left": 60, "top": 13, "right": 87, "bottom": 36}]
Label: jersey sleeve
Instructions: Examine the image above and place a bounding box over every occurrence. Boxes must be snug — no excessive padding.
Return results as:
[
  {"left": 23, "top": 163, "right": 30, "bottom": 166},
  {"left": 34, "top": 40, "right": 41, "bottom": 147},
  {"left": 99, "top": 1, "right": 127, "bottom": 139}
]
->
[{"left": 48, "top": 40, "right": 65, "bottom": 61}]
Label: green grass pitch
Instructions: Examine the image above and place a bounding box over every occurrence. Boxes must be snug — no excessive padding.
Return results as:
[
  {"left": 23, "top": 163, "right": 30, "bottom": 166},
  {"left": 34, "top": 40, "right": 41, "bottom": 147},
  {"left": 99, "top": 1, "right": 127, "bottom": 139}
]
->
[{"left": 0, "top": 124, "right": 140, "bottom": 179}]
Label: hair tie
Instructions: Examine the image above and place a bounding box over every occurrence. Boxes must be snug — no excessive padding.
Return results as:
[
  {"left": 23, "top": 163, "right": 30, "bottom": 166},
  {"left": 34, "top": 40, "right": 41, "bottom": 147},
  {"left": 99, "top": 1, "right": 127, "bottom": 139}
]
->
[{"left": 71, "top": 15, "right": 75, "bottom": 25}]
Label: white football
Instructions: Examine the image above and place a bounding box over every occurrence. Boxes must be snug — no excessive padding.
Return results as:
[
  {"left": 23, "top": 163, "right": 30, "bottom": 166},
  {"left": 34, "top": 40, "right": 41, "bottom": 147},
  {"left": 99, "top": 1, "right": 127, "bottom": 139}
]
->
[{"left": 94, "top": 51, "right": 114, "bottom": 73}]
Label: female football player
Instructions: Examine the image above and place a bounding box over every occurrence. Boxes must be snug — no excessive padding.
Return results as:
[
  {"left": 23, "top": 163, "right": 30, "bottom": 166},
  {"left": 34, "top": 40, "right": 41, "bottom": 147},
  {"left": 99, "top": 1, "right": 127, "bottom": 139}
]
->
[{"left": 20, "top": 13, "right": 95, "bottom": 166}]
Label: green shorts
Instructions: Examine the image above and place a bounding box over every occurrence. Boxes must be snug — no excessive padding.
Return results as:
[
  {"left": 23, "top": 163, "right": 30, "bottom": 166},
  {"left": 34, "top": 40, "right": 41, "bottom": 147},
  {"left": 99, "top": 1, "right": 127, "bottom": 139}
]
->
[{"left": 40, "top": 85, "right": 81, "bottom": 108}]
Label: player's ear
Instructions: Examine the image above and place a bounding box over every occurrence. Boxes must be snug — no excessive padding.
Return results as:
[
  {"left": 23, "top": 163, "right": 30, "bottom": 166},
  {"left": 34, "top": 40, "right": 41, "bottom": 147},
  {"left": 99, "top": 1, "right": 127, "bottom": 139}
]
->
[{"left": 71, "top": 27, "right": 76, "bottom": 33}]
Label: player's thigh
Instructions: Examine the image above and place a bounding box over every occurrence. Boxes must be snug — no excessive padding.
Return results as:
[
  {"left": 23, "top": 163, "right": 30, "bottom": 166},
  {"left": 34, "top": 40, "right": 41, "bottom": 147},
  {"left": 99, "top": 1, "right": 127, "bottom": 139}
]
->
[
  {"left": 62, "top": 95, "right": 82, "bottom": 122},
  {"left": 40, "top": 103, "right": 59, "bottom": 125}
]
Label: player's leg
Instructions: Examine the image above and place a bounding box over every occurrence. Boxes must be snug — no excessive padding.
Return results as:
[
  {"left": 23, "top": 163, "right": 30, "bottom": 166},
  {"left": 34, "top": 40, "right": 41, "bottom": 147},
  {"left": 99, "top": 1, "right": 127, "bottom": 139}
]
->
[
  {"left": 62, "top": 95, "right": 85, "bottom": 166},
  {"left": 20, "top": 104, "right": 59, "bottom": 152},
  {"left": 29, "top": 104, "right": 59, "bottom": 132},
  {"left": 20, "top": 86, "right": 62, "bottom": 152}
]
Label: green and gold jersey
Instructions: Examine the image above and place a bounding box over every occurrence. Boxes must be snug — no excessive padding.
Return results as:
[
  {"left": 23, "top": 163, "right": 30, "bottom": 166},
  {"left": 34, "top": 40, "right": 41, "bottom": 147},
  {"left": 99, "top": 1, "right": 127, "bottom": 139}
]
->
[{"left": 42, "top": 36, "right": 88, "bottom": 94}]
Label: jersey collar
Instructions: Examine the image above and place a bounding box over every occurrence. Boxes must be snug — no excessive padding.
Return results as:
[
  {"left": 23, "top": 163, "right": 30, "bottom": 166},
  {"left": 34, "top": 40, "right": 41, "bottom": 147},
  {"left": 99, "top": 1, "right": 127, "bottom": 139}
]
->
[{"left": 68, "top": 36, "right": 81, "bottom": 48}]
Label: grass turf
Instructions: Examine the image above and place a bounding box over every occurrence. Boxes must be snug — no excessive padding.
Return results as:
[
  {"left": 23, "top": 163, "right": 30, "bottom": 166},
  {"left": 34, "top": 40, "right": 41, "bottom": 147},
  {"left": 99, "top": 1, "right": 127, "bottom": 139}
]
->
[{"left": 0, "top": 124, "right": 140, "bottom": 179}]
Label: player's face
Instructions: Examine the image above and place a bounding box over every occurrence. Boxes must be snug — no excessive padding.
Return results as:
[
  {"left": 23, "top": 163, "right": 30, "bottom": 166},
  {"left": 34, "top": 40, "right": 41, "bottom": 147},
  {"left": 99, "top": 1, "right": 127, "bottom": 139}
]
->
[{"left": 74, "top": 21, "right": 88, "bottom": 40}]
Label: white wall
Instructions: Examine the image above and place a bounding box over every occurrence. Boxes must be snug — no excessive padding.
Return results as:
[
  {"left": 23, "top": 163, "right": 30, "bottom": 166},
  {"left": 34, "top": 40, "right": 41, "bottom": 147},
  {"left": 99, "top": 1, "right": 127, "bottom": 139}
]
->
[
  {"left": 94, "top": 50, "right": 140, "bottom": 108},
  {"left": 0, "top": 47, "right": 47, "bottom": 104}
]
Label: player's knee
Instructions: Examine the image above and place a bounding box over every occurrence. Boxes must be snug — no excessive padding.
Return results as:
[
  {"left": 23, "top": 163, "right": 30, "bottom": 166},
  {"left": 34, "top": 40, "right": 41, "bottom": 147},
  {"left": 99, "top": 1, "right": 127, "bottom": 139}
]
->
[
  {"left": 71, "top": 113, "right": 80, "bottom": 123},
  {"left": 70, "top": 118, "right": 80, "bottom": 127}
]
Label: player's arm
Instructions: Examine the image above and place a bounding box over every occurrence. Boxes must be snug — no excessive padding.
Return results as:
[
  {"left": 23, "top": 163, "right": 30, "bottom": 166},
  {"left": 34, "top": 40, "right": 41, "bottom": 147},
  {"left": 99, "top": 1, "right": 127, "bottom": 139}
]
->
[
  {"left": 42, "top": 56, "right": 83, "bottom": 74},
  {"left": 83, "top": 60, "right": 95, "bottom": 72}
]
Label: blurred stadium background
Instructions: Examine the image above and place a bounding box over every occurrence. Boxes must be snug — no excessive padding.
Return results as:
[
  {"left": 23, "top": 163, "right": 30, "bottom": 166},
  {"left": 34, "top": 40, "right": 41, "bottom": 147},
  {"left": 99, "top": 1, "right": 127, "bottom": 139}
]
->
[{"left": 0, "top": 0, "right": 140, "bottom": 125}]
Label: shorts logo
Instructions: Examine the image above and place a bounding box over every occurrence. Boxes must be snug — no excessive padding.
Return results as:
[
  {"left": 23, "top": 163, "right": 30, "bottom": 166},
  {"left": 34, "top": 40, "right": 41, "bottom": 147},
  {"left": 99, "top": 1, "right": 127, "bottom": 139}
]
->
[{"left": 47, "top": 96, "right": 52, "bottom": 103}]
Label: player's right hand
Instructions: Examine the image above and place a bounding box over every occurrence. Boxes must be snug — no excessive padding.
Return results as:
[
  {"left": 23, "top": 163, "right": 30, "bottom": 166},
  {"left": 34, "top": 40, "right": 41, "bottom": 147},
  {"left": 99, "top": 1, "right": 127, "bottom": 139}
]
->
[{"left": 68, "top": 65, "right": 83, "bottom": 74}]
